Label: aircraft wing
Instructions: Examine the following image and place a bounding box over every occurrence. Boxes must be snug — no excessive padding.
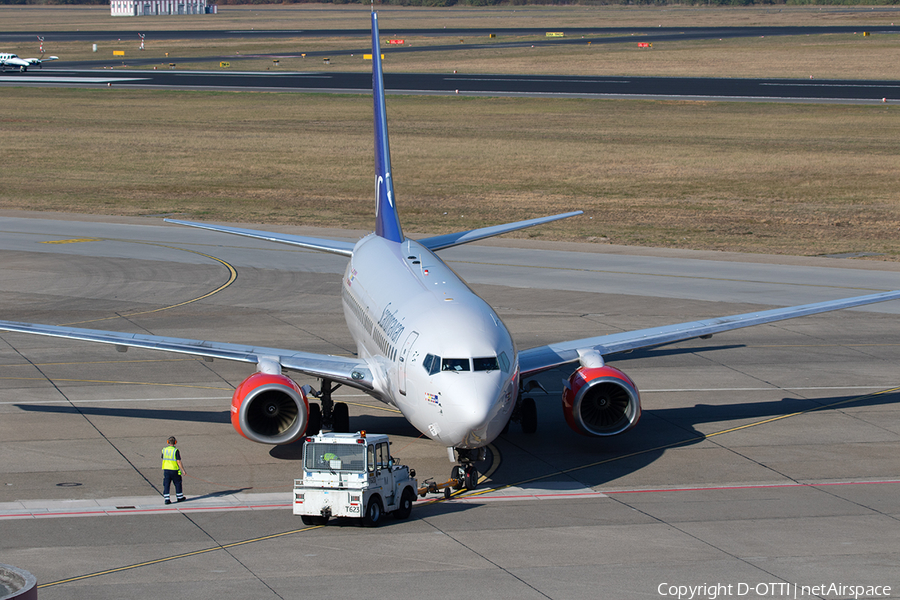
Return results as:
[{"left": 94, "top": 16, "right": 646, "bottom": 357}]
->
[
  {"left": 518, "top": 289, "right": 900, "bottom": 376},
  {"left": 418, "top": 211, "right": 583, "bottom": 252},
  {"left": 164, "top": 219, "right": 356, "bottom": 257},
  {"left": 0, "top": 320, "right": 374, "bottom": 390}
]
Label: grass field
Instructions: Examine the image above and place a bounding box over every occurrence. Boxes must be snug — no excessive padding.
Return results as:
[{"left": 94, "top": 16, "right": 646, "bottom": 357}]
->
[
  {"left": 2, "top": 5, "right": 899, "bottom": 259},
  {"left": 3, "top": 87, "right": 898, "bottom": 258}
]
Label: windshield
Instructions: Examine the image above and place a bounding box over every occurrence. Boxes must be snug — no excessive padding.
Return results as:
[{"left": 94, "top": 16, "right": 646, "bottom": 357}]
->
[
  {"left": 304, "top": 443, "right": 366, "bottom": 472},
  {"left": 473, "top": 357, "right": 499, "bottom": 372},
  {"left": 442, "top": 358, "right": 470, "bottom": 372}
]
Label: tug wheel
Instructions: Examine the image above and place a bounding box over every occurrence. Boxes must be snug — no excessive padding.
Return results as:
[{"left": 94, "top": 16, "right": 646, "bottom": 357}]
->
[
  {"left": 362, "top": 496, "right": 383, "bottom": 527},
  {"left": 394, "top": 488, "right": 415, "bottom": 520}
]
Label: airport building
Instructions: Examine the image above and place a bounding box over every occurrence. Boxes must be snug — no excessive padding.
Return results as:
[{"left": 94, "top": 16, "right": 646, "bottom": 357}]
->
[{"left": 110, "top": 0, "right": 216, "bottom": 17}]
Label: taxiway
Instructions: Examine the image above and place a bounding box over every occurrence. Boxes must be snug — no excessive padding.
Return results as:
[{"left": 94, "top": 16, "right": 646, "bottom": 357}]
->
[{"left": 1, "top": 212, "right": 899, "bottom": 598}]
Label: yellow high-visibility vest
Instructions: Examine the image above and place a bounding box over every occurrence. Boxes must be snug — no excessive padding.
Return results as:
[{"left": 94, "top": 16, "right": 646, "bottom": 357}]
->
[{"left": 162, "top": 446, "right": 179, "bottom": 471}]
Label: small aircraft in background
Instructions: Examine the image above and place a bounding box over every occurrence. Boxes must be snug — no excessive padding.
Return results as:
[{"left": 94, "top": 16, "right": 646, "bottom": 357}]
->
[{"left": 0, "top": 52, "right": 58, "bottom": 72}]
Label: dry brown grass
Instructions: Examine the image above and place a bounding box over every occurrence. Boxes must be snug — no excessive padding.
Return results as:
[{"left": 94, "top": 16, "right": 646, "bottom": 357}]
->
[
  {"left": 2, "top": 87, "right": 898, "bottom": 258},
  {"left": 94, "top": 32, "right": 899, "bottom": 81}
]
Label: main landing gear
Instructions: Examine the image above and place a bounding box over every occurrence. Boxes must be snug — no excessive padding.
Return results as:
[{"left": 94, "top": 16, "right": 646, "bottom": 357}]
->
[
  {"left": 505, "top": 380, "right": 544, "bottom": 435},
  {"left": 306, "top": 379, "right": 350, "bottom": 435}
]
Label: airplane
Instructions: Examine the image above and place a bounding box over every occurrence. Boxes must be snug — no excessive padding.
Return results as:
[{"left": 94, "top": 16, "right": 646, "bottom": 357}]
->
[
  {"left": 0, "top": 52, "right": 58, "bottom": 72},
  {"left": 2, "top": 12, "right": 900, "bottom": 490}
]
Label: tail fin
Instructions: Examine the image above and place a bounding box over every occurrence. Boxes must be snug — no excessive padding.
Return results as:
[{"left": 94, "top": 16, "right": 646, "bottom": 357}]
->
[{"left": 371, "top": 12, "right": 404, "bottom": 243}]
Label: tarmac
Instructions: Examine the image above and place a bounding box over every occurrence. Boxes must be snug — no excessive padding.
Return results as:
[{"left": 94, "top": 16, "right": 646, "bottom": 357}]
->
[{"left": 1, "top": 212, "right": 899, "bottom": 599}]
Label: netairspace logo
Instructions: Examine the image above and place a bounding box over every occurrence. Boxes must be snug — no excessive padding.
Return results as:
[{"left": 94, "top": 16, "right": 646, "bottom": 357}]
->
[{"left": 657, "top": 582, "right": 893, "bottom": 600}]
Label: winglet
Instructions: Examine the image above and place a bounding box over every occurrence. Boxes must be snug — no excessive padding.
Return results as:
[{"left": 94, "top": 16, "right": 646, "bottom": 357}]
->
[{"left": 371, "top": 12, "right": 404, "bottom": 243}]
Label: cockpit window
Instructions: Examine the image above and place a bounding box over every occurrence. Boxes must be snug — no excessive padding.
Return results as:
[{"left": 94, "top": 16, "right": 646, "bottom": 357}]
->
[
  {"left": 473, "top": 357, "right": 499, "bottom": 372},
  {"left": 423, "top": 353, "right": 441, "bottom": 375},
  {"left": 498, "top": 352, "right": 510, "bottom": 373},
  {"left": 442, "top": 358, "right": 470, "bottom": 372}
]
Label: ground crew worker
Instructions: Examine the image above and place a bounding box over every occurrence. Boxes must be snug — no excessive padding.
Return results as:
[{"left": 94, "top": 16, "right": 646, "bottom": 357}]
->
[{"left": 161, "top": 436, "right": 186, "bottom": 504}]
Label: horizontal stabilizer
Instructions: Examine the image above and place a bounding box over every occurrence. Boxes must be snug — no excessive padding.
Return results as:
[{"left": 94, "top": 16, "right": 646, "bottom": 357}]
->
[
  {"left": 419, "top": 211, "right": 583, "bottom": 252},
  {"left": 165, "top": 219, "right": 356, "bottom": 257}
]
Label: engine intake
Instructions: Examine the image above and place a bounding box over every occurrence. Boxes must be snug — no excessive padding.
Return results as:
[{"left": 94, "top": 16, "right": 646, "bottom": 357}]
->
[
  {"left": 231, "top": 372, "right": 309, "bottom": 444},
  {"left": 562, "top": 365, "right": 641, "bottom": 437}
]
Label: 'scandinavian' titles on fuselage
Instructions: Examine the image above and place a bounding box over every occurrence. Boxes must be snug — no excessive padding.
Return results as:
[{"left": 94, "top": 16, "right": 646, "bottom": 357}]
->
[{"left": 342, "top": 234, "right": 518, "bottom": 449}]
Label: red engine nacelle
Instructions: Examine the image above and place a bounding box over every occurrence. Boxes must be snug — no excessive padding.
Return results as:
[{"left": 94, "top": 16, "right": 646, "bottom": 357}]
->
[
  {"left": 231, "top": 372, "right": 309, "bottom": 444},
  {"left": 562, "top": 365, "right": 641, "bottom": 437}
]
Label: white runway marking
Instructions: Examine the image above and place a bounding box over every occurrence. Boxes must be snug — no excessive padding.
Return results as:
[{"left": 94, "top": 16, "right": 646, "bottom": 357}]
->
[
  {"left": 0, "top": 76, "right": 149, "bottom": 84},
  {"left": 0, "top": 492, "right": 290, "bottom": 520}
]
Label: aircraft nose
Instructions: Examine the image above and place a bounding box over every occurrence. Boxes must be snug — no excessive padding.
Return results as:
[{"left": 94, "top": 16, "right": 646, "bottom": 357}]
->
[
  {"left": 441, "top": 378, "right": 512, "bottom": 448},
  {"left": 456, "top": 397, "right": 494, "bottom": 431}
]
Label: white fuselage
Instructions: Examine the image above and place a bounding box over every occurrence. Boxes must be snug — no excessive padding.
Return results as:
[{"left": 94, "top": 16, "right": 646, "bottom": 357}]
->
[
  {"left": 0, "top": 53, "right": 30, "bottom": 70},
  {"left": 341, "top": 234, "right": 519, "bottom": 449}
]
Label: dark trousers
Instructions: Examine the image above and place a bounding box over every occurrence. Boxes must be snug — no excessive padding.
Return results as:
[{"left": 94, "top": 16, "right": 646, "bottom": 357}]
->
[{"left": 163, "top": 470, "right": 183, "bottom": 499}]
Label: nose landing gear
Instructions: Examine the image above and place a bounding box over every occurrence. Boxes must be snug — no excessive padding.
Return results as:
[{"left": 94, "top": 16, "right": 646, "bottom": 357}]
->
[
  {"left": 419, "top": 447, "right": 484, "bottom": 497},
  {"left": 451, "top": 463, "right": 479, "bottom": 491},
  {"left": 452, "top": 447, "right": 484, "bottom": 490}
]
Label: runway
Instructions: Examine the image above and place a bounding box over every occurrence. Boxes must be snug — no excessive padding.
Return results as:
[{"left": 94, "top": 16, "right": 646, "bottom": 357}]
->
[
  {"left": 4, "top": 23, "right": 900, "bottom": 102},
  {"left": 4, "top": 69, "right": 899, "bottom": 103},
  {"left": 1, "top": 212, "right": 899, "bottom": 598},
  {"left": 2, "top": 24, "right": 899, "bottom": 44}
]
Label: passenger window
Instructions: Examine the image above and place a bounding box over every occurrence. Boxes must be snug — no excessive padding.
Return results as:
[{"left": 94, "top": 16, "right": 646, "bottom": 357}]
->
[
  {"left": 473, "top": 357, "right": 499, "bottom": 372},
  {"left": 442, "top": 358, "right": 470, "bottom": 372}
]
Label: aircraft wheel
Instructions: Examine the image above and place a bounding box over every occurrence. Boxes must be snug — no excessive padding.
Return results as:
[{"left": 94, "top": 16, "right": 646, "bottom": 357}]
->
[
  {"left": 451, "top": 465, "right": 464, "bottom": 490},
  {"left": 362, "top": 496, "right": 383, "bottom": 527},
  {"left": 521, "top": 397, "right": 537, "bottom": 434},
  {"left": 307, "top": 403, "right": 321, "bottom": 436},
  {"left": 393, "top": 488, "right": 415, "bottom": 520},
  {"left": 333, "top": 402, "right": 350, "bottom": 433},
  {"left": 464, "top": 464, "right": 478, "bottom": 490}
]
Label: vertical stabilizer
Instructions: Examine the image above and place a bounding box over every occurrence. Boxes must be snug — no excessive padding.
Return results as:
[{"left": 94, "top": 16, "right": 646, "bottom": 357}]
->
[{"left": 371, "top": 12, "right": 404, "bottom": 243}]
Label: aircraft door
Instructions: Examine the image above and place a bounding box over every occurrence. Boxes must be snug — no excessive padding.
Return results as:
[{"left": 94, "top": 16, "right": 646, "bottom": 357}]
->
[{"left": 398, "top": 331, "right": 419, "bottom": 396}]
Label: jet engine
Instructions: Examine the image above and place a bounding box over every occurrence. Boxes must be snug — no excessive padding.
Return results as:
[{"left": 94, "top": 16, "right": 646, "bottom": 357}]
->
[
  {"left": 562, "top": 365, "right": 641, "bottom": 437},
  {"left": 231, "top": 372, "right": 309, "bottom": 444}
]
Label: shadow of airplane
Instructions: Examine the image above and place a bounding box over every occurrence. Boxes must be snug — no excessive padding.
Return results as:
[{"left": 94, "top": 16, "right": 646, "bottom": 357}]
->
[
  {"left": 493, "top": 385, "right": 900, "bottom": 490},
  {"left": 15, "top": 384, "right": 899, "bottom": 494},
  {"left": 14, "top": 405, "right": 231, "bottom": 424}
]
